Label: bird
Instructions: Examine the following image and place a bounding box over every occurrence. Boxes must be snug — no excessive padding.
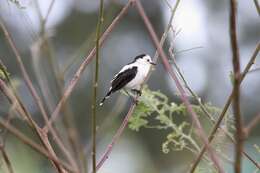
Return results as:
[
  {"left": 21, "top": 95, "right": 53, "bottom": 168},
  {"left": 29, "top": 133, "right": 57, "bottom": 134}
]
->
[{"left": 99, "top": 54, "right": 156, "bottom": 106}]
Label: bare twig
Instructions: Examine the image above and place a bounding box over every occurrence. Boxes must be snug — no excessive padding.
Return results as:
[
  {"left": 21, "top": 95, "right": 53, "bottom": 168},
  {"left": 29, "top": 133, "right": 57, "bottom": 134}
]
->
[
  {"left": 189, "top": 43, "right": 259, "bottom": 172},
  {"left": 0, "top": 79, "right": 68, "bottom": 173},
  {"left": 168, "top": 42, "right": 260, "bottom": 170},
  {"left": 0, "top": 18, "right": 77, "bottom": 173},
  {"left": 0, "top": 118, "right": 76, "bottom": 173},
  {"left": 32, "top": 2, "right": 80, "bottom": 169},
  {"left": 135, "top": 1, "right": 224, "bottom": 172},
  {"left": 0, "top": 117, "right": 15, "bottom": 173},
  {"left": 30, "top": 39, "right": 78, "bottom": 171},
  {"left": 244, "top": 113, "right": 260, "bottom": 137},
  {"left": 174, "top": 46, "right": 203, "bottom": 55},
  {"left": 153, "top": 0, "right": 181, "bottom": 63},
  {"left": 0, "top": 146, "right": 14, "bottom": 173},
  {"left": 44, "top": 0, "right": 134, "bottom": 130},
  {"left": 240, "top": 43, "right": 260, "bottom": 79},
  {"left": 248, "top": 67, "right": 260, "bottom": 74},
  {"left": 230, "top": 1, "right": 243, "bottom": 172},
  {"left": 242, "top": 151, "right": 260, "bottom": 169},
  {"left": 0, "top": 19, "right": 50, "bottom": 135},
  {"left": 43, "top": 0, "right": 56, "bottom": 27},
  {"left": 253, "top": 0, "right": 260, "bottom": 16},
  {"left": 84, "top": 95, "right": 127, "bottom": 155},
  {"left": 92, "top": 0, "right": 104, "bottom": 172},
  {"left": 95, "top": 103, "right": 136, "bottom": 172},
  {"left": 94, "top": 1, "right": 181, "bottom": 171}
]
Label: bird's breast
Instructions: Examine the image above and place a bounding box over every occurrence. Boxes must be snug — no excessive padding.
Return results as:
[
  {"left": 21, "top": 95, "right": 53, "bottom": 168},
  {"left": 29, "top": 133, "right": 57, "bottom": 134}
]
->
[{"left": 125, "top": 65, "right": 150, "bottom": 89}]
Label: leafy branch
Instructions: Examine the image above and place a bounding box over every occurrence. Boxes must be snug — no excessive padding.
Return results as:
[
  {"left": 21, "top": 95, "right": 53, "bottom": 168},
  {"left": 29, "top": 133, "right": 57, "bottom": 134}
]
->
[{"left": 129, "top": 86, "right": 233, "bottom": 171}]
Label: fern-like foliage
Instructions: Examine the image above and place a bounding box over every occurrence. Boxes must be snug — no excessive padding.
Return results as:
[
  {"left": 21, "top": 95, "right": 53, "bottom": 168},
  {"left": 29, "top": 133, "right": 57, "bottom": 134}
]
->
[{"left": 129, "top": 85, "right": 234, "bottom": 171}]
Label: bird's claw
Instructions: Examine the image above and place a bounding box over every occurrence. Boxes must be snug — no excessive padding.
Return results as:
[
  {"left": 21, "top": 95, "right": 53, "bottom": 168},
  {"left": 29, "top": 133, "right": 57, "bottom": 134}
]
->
[
  {"left": 132, "top": 98, "right": 139, "bottom": 105},
  {"left": 131, "top": 89, "right": 142, "bottom": 96}
]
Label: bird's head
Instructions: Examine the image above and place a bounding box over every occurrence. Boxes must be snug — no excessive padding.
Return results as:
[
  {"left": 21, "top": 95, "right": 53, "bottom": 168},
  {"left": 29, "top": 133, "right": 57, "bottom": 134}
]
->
[{"left": 134, "top": 54, "right": 156, "bottom": 66}]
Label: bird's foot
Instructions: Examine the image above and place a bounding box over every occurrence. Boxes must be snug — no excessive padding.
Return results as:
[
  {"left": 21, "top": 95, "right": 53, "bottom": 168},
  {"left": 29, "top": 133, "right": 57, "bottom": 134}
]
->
[
  {"left": 132, "top": 97, "right": 139, "bottom": 105},
  {"left": 131, "top": 89, "right": 142, "bottom": 96}
]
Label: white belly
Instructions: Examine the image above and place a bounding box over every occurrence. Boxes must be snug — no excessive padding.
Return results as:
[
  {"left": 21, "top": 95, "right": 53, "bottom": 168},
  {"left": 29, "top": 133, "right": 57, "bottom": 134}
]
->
[{"left": 125, "top": 65, "right": 150, "bottom": 90}]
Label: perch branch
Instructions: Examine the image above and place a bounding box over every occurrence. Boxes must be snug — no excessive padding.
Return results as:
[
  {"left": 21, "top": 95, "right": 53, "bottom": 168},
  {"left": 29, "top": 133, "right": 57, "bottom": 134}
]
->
[{"left": 95, "top": 104, "right": 136, "bottom": 172}]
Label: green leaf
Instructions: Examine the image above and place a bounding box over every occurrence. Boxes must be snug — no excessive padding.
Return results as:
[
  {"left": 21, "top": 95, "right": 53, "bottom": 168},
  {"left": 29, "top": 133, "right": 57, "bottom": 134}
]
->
[
  {"left": 129, "top": 102, "right": 152, "bottom": 131},
  {"left": 0, "top": 61, "right": 10, "bottom": 80},
  {"left": 128, "top": 85, "right": 233, "bottom": 171},
  {"left": 254, "top": 144, "right": 260, "bottom": 153}
]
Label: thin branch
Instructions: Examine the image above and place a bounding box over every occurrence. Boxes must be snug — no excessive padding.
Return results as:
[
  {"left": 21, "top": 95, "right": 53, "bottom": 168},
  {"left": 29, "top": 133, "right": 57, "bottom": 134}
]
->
[
  {"left": 0, "top": 113, "right": 14, "bottom": 173},
  {"left": 0, "top": 145, "right": 14, "bottom": 173},
  {"left": 189, "top": 43, "right": 259, "bottom": 172},
  {"left": 174, "top": 46, "right": 203, "bottom": 55},
  {"left": 33, "top": 0, "right": 56, "bottom": 33},
  {"left": 43, "top": 0, "right": 56, "bottom": 27},
  {"left": 35, "top": 0, "right": 81, "bottom": 169},
  {"left": 0, "top": 19, "right": 50, "bottom": 135},
  {"left": 253, "top": 0, "right": 260, "bottom": 16},
  {"left": 0, "top": 118, "right": 76, "bottom": 173},
  {"left": 84, "top": 95, "right": 126, "bottom": 155},
  {"left": 95, "top": 103, "right": 136, "bottom": 172},
  {"left": 153, "top": 0, "right": 181, "bottom": 63},
  {"left": 242, "top": 151, "right": 260, "bottom": 169},
  {"left": 0, "top": 79, "right": 68, "bottom": 173},
  {"left": 0, "top": 19, "right": 77, "bottom": 172},
  {"left": 134, "top": 1, "right": 224, "bottom": 172},
  {"left": 230, "top": 1, "right": 243, "bottom": 172},
  {"left": 43, "top": 0, "right": 134, "bottom": 130},
  {"left": 92, "top": 0, "right": 104, "bottom": 173},
  {"left": 244, "top": 113, "right": 260, "bottom": 137},
  {"left": 248, "top": 67, "right": 260, "bottom": 74},
  {"left": 168, "top": 42, "right": 260, "bottom": 170},
  {"left": 32, "top": 2, "right": 79, "bottom": 169}
]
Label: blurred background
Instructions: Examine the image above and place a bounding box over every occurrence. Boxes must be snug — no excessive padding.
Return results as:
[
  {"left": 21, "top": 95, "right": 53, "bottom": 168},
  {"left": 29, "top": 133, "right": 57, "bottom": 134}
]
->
[{"left": 0, "top": 0, "right": 259, "bottom": 173}]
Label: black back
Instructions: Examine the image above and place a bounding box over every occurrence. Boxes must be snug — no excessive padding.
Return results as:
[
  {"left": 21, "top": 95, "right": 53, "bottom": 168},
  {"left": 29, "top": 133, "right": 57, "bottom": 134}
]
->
[{"left": 111, "top": 66, "right": 138, "bottom": 93}]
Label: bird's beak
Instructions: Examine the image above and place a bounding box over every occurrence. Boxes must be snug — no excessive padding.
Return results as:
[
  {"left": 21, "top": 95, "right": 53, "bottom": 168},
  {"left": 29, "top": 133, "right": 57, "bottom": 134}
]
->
[{"left": 150, "top": 61, "right": 156, "bottom": 65}]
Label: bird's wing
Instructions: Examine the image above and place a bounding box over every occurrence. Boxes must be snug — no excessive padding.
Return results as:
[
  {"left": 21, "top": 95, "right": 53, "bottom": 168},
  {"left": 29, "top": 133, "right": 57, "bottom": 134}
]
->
[
  {"left": 110, "top": 66, "right": 137, "bottom": 92},
  {"left": 110, "top": 64, "right": 133, "bottom": 83}
]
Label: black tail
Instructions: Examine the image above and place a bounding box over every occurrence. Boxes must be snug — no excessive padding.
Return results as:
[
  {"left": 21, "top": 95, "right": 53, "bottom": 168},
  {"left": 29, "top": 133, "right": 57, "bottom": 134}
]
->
[{"left": 99, "top": 90, "right": 112, "bottom": 106}]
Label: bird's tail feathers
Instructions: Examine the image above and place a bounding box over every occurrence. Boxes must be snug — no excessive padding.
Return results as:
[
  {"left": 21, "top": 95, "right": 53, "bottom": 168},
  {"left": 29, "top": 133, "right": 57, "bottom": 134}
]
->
[{"left": 99, "top": 90, "right": 112, "bottom": 106}]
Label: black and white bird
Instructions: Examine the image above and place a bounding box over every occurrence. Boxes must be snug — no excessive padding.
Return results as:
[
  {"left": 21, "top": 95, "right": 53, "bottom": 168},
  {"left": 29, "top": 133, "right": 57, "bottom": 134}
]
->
[{"left": 100, "top": 54, "right": 156, "bottom": 106}]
